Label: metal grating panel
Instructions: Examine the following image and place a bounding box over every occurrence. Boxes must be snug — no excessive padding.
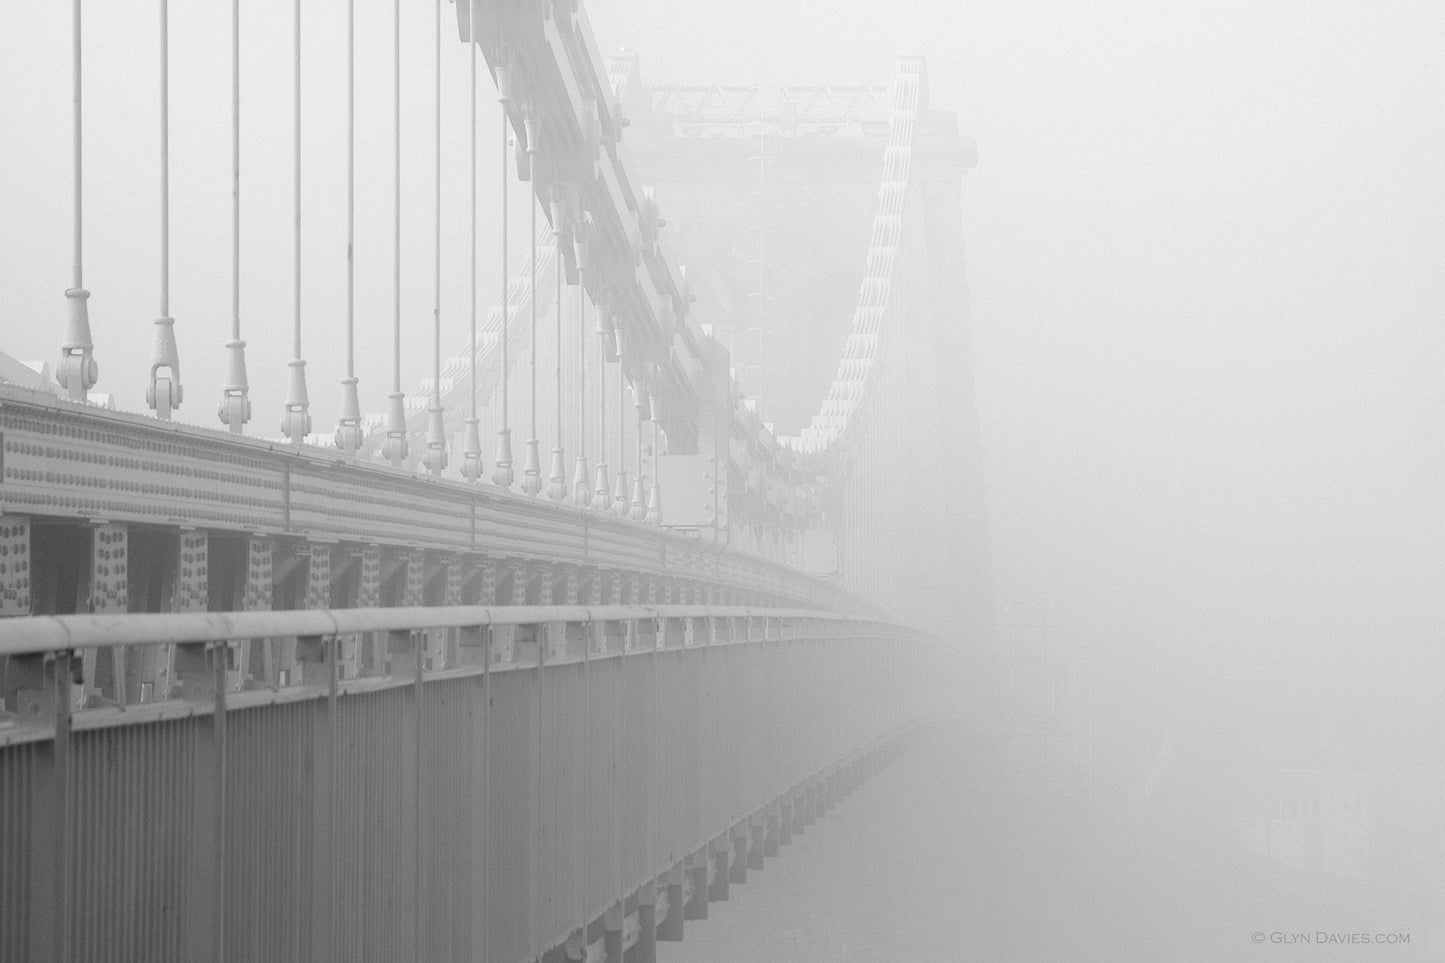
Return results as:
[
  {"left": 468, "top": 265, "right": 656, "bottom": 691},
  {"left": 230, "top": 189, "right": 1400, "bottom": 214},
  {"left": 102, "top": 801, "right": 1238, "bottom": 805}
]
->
[
  {"left": 402, "top": 554, "right": 424, "bottom": 608},
  {"left": 0, "top": 515, "right": 31, "bottom": 617},
  {"left": 242, "top": 538, "right": 273, "bottom": 612},
  {"left": 89, "top": 524, "right": 128, "bottom": 614},
  {"left": 442, "top": 562, "right": 464, "bottom": 607},
  {"left": 172, "top": 532, "right": 208, "bottom": 613},
  {"left": 479, "top": 557, "right": 497, "bottom": 606},
  {"left": 303, "top": 546, "right": 332, "bottom": 611},
  {"left": 357, "top": 546, "right": 381, "bottom": 607},
  {"left": 0, "top": 741, "right": 37, "bottom": 959},
  {"left": 67, "top": 720, "right": 195, "bottom": 962}
]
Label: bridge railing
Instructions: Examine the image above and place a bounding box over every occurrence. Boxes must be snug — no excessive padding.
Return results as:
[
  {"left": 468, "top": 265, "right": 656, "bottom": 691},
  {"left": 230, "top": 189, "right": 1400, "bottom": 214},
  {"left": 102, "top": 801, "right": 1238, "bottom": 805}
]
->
[{"left": 0, "top": 605, "right": 951, "bottom": 963}]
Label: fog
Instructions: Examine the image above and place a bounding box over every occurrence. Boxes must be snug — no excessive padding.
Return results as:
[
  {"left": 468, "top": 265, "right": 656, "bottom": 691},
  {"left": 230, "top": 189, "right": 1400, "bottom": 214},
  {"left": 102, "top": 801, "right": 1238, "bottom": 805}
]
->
[
  {"left": 591, "top": 0, "right": 1445, "bottom": 720},
  {"left": 602, "top": 0, "right": 1445, "bottom": 957},
  {"left": 3, "top": 0, "right": 1444, "bottom": 959}
]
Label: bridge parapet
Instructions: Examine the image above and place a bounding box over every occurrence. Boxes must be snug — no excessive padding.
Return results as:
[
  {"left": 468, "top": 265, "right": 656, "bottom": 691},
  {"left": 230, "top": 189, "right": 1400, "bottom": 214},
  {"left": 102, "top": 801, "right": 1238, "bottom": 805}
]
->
[
  {"left": 0, "top": 604, "right": 952, "bottom": 963},
  {"left": 1, "top": 380, "right": 887, "bottom": 709}
]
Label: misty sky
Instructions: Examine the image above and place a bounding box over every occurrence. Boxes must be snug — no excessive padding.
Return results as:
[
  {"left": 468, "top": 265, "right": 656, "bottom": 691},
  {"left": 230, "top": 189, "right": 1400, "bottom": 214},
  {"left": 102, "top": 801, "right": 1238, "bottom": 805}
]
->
[
  {"left": 3, "top": 1, "right": 1443, "bottom": 748},
  {"left": 587, "top": 0, "right": 1445, "bottom": 742}
]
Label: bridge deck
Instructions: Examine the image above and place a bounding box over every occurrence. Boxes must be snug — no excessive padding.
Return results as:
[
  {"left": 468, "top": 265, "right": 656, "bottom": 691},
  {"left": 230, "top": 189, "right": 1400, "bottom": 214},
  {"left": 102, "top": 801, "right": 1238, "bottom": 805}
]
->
[{"left": 0, "top": 386, "right": 847, "bottom": 612}]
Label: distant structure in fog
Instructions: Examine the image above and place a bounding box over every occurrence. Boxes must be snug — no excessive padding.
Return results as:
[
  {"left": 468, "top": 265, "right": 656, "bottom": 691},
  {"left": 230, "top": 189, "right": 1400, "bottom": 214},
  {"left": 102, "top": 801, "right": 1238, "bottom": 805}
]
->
[
  {"left": 1242, "top": 722, "right": 1445, "bottom": 892},
  {"left": 615, "top": 55, "right": 994, "bottom": 643}
]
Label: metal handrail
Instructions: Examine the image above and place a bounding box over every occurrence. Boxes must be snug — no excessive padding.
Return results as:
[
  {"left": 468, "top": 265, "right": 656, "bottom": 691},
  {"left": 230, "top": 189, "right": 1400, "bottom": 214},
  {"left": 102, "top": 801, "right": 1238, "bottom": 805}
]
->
[{"left": 0, "top": 604, "right": 937, "bottom": 657}]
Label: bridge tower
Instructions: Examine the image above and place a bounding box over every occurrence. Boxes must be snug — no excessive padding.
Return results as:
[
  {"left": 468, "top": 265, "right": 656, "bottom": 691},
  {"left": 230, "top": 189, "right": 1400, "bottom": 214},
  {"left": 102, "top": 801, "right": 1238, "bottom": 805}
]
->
[{"left": 615, "top": 57, "right": 995, "bottom": 643}]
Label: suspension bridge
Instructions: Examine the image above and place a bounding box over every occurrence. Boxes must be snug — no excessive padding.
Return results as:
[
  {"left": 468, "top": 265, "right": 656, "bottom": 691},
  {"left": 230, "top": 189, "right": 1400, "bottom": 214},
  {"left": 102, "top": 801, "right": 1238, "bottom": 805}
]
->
[{"left": 0, "top": 1, "right": 993, "bottom": 961}]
